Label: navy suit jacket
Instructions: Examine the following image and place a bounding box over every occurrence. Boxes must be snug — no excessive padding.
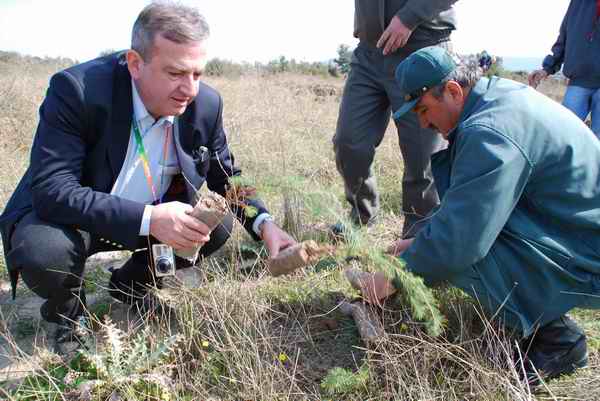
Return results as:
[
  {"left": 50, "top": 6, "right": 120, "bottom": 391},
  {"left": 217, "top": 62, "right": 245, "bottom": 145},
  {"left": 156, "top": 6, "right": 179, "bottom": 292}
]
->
[{"left": 0, "top": 52, "right": 266, "bottom": 272}]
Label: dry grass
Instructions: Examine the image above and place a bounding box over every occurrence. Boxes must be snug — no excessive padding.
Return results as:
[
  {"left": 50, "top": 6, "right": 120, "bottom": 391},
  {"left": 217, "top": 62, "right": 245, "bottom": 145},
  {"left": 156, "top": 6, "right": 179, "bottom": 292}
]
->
[{"left": 1, "top": 56, "right": 599, "bottom": 400}]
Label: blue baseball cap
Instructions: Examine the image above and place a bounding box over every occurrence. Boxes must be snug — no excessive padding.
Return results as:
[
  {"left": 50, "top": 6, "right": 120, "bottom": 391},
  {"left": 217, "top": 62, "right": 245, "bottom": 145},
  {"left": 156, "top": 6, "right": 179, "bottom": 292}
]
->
[{"left": 393, "top": 46, "right": 457, "bottom": 120}]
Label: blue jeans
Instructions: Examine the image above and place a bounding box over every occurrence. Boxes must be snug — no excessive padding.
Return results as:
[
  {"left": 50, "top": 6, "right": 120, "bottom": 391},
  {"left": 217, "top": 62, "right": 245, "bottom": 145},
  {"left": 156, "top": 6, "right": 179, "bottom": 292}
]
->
[{"left": 562, "top": 85, "right": 600, "bottom": 138}]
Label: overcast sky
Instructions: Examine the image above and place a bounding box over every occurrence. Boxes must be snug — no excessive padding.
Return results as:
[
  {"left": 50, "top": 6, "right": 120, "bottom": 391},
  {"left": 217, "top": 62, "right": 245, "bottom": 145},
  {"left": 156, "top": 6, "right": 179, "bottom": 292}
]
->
[{"left": 0, "top": 1, "right": 570, "bottom": 63}]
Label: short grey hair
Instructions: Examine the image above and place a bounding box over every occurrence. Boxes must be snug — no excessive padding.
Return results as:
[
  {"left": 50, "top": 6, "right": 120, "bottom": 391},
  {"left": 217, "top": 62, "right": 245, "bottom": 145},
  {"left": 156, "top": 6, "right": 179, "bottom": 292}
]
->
[
  {"left": 131, "top": 1, "right": 210, "bottom": 61},
  {"left": 430, "top": 57, "right": 482, "bottom": 99}
]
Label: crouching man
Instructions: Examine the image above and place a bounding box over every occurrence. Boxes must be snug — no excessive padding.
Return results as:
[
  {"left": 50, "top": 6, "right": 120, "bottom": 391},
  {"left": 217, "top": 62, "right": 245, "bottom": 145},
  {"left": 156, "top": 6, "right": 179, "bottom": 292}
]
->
[
  {"left": 0, "top": 2, "right": 295, "bottom": 354},
  {"left": 361, "top": 46, "right": 600, "bottom": 384}
]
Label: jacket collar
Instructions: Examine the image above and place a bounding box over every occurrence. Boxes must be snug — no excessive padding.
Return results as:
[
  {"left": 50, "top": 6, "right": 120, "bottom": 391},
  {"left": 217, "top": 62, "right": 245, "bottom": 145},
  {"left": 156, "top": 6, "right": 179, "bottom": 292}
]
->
[
  {"left": 108, "top": 54, "right": 134, "bottom": 179},
  {"left": 446, "top": 77, "right": 490, "bottom": 143}
]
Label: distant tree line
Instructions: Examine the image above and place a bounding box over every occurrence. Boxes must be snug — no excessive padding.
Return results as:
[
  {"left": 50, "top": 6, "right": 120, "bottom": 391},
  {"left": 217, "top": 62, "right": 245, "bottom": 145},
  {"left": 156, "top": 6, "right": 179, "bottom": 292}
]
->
[
  {"left": 0, "top": 50, "right": 76, "bottom": 70},
  {"left": 208, "top": 55, "right": 331, "bottom": 77},
  {"left": 0, "top": 48, "right": 355, "bottom": 79},
  {"left": 204, "top": 56, "right": 338, "bottom": 78},
  {"left": 2, "top": 47, "right": 546, "bottom": 83},
  {"left": 204, "top": 44, "right": 355, "bottom": 78}
]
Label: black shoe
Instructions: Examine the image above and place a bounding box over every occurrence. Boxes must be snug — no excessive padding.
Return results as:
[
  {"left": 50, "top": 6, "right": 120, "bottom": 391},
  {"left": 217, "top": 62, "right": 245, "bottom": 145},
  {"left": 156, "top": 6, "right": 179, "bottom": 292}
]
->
[
  {"left": 329, "top": 219, "right": 376, "bottom": 243},
  {"left": 108, "top": 272, "right": 170, "bottom": 322},
  {"left": 517, "top": 315, "right": 588, "bottom": 385},
  {"left": 331, "top": 211, "right": 377, "bottom": 236},
  {"left": 330, "top": 221, "right": 350, "bottom": 239},
  {"left": 50, "top": 315, "right": 90, "bottom": 357},
  {"left": 329, "top": 220, "right": 369, "bottom": 241},
  {"left": 131, "top": 291, "right": 170, "bottom": 318},
  {"left": 108, "top": 266, "right": 164, "bottom": 305}
]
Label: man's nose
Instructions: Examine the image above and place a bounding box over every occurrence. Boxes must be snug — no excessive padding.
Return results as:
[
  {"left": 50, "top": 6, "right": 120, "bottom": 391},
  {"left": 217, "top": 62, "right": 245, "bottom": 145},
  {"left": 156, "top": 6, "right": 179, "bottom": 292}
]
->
[{"left": 179, "top": 75, "right": 197, "bottom": 97}]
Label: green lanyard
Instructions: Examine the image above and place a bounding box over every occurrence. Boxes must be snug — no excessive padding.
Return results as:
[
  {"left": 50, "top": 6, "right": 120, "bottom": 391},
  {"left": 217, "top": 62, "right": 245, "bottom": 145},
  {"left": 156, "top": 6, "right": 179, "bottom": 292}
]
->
[{"left": 132, "top": 118, "right": 171, "bottom": 204}]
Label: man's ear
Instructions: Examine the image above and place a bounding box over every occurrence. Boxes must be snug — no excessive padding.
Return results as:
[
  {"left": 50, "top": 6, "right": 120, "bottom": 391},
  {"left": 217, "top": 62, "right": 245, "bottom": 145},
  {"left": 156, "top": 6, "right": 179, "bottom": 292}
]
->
[
  {"left": 126, "top": 50, "right": 143, "bottom": 79},
  {"left": 445, "top": 80, "right": 464, "bottom": 103}
]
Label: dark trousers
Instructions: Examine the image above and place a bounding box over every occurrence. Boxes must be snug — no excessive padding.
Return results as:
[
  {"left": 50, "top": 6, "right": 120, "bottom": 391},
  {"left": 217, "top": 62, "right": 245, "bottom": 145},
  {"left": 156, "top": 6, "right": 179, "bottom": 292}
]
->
[
  {"left": 333, "top": 41, "right": 450, "bottom": 237},
  {"left": 10, "top": 210, "right": 233, "bottom": 323}
]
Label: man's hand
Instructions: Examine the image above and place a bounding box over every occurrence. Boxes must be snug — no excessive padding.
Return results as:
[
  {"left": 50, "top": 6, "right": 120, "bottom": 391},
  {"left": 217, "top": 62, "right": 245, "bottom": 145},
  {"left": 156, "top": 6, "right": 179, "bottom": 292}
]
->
[
  {"left": 377, "top": 16, "right": 413, "bottom": 56},
  {"left": 260, "top": 221, "right": 296, "bottom": 259},
  {"left": 386, "top": 238, "right": 414, "bottom": 256},
  {"left": 528, "top": 69, "right": 548, "bottom": 89},
  {"left": 358, "top": 271, "right": 396, "bottom": 306},
  {"left": 149, "top": 201, "right": 211, "bottom": 250}
]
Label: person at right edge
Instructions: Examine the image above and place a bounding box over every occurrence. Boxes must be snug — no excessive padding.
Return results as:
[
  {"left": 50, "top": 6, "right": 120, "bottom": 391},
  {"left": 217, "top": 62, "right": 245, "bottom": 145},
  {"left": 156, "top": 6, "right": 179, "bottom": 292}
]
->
[
  {"left": 332, "top": 0, "right": 458, "bottom": 238},
  {"left": 528, "top": 0, "right": 600, "bottom": 138}
]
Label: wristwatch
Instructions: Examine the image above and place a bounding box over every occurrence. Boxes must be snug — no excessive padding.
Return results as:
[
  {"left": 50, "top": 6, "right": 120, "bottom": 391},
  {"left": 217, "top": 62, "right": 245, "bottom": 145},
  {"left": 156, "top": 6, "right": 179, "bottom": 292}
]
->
[{"left": 257, "top": 214, "right": 275, "bottom": 239}]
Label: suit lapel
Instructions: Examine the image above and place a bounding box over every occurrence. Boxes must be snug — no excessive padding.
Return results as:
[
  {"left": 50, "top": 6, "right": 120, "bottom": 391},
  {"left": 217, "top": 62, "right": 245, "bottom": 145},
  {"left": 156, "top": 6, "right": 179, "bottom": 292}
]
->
[
  {"left": 174, "top": 116, "right": 203, "bottom": 202},
  {"left": 108, "top": 56, "right": 133, "bottom": 181}
]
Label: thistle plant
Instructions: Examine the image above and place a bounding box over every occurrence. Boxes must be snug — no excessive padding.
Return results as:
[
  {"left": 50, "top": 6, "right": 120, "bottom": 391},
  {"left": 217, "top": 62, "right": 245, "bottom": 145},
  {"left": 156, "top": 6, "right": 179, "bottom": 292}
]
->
[{"left": 74, "top": 318, "right": 182, "bottom": 400}]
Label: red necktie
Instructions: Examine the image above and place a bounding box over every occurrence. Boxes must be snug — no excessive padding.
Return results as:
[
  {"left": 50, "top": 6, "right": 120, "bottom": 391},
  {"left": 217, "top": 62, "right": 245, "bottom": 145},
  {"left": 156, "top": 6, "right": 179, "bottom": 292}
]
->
[{"left": 597, "top": 0, "right": 600, "bottom": 19}]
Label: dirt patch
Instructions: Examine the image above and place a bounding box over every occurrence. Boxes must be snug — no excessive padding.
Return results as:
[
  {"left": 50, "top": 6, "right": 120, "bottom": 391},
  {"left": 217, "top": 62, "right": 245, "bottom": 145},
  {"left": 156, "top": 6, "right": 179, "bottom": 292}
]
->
[{"left": 268, "top": 292, "right": 368, "bottom": 393}]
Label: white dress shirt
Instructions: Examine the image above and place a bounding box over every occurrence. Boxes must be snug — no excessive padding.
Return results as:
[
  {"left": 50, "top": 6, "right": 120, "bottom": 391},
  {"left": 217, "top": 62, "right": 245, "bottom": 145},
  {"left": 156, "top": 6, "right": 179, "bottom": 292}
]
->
[
  {"left": 110, "top": 80, "right": 180, "bottom": 235},
  {"left": 111, "top": 80, "right": 271, "bottom": 239}
]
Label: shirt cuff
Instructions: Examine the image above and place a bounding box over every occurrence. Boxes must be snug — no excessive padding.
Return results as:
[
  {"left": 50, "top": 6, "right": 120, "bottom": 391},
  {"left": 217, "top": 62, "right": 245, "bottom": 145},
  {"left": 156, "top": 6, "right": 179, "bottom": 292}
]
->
[
  {"left": 252, "top": 213, "right": 273, "bottom": 238},
  {"left": 139, "top": 205, "right": 154, "bottom": 236}
]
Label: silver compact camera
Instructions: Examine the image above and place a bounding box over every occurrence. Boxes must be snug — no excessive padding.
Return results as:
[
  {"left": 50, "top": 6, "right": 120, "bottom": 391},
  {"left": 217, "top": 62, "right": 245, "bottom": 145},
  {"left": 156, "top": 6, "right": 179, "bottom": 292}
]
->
[{"left": 151, "top": 244, "right": 176, "bottom": 277}]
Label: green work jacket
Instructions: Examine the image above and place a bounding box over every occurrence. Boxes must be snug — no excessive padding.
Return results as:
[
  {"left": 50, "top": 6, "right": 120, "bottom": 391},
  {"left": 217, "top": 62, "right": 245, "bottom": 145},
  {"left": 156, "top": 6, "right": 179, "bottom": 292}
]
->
[{"left": 402, "top": 77, "right": 600, "bottom": 336}]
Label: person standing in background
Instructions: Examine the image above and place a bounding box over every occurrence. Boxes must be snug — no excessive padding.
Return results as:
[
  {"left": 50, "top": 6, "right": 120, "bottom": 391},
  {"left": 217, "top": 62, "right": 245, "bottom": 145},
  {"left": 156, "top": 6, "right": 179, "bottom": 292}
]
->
[
  {"left": 332, "top": 0, "right": 458, "bottom": 238},
  {"left": 529, "top": 0, "right": 600, "bottom": 138}
]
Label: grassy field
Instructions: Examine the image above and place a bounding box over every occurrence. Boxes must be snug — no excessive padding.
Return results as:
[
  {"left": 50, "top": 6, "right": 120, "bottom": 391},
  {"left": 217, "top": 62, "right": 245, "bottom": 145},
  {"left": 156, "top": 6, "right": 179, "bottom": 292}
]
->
[{"left": 1, "top": 55, "right": 599, "bottom": 401}]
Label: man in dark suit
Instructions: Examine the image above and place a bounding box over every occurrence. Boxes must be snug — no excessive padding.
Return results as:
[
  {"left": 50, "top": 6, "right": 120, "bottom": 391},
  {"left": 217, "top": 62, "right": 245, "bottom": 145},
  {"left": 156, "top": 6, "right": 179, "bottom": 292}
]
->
[{"left": 0, "top": 2, "right": 295, "bottom": 352}]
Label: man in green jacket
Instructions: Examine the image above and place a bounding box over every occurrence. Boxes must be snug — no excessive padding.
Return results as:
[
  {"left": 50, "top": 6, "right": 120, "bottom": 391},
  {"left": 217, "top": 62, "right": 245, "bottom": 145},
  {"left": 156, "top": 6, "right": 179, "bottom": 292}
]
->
[
  {"left": 333, "top": 0, "right": 457, "bottom": 237},
  {"left": 361, "top": 46, "right": 600, "bottom": 384}
]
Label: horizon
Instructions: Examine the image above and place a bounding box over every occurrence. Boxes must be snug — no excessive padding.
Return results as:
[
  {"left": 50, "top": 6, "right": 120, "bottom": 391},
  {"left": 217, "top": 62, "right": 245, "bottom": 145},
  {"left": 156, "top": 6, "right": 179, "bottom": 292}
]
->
[
  {"left": 0, "top": 1, "right": 569, "bottom": 69},
  {"left": 0, "top": 48, "right": 545, "bottom": 73}
]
